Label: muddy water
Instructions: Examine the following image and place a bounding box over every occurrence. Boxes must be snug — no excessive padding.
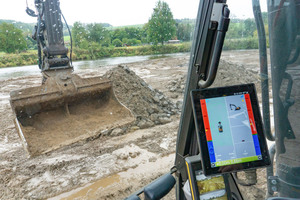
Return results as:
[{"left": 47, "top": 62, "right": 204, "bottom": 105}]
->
[
  {"left": 0, "top": 53, "right": 186, "bottom": 81},
  {"left": 49, "top": 153, "right": 176, "bottom": 200},
  {"left": 53, "top": 174, "right": 121, "bottom": 200}
]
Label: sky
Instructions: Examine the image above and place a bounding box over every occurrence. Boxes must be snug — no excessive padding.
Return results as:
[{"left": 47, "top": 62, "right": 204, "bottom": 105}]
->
[{"left": 0, "top": 0, "right": 267, "bottom": 26}]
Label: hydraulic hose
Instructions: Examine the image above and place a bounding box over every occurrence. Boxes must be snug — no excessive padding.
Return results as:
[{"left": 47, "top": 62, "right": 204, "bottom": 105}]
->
[
  {"left": 252, "top": 0, "right": 275, "bottom": 141},
  {"left": 61, "top": 12, "right": 73, "bottom": 66},
  {"left": 37, "top": 13, "right": 42, "bottom": 69},
  {"left": 26, "top": 0, "right": 38, "bottom": 17}
]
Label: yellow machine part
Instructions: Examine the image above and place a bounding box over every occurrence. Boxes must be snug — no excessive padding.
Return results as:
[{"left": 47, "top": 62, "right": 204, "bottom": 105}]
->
[{"left": 10, "top": 73, "right": 134, "bottom": 156}]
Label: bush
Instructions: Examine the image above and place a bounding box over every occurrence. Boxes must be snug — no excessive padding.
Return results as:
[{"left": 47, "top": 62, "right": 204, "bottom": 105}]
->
[
  {"left": 127, "top": 39, "right": 141, "bottom": 46},
  {"left": 112, "top": 39, "right": 123, "bottom": 47},
  {"left": 223, "top": 37, "right": 259, "bottom": 50},
  {"left": 71, "top": 43, "right": 191, "bottom": 61},
  {"left": 0, "top": 51, "right": 37, "bottom": 67}
]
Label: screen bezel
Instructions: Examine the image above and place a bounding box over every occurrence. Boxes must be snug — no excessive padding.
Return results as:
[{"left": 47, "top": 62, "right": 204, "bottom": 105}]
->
[{"left": 191, "top": 83, "right": 271, "bottom": 176}]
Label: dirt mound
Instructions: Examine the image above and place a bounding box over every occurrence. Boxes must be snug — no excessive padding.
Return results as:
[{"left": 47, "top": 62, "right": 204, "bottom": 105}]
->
[
  {"left": 167, "top": 59, "right": 261, "bottom": 97},
  {"left": 214, "top": 59, "right": 261, "bottom": 87},
  {"left": 105, "top": 65, "right": 180, "bottom": 131}
]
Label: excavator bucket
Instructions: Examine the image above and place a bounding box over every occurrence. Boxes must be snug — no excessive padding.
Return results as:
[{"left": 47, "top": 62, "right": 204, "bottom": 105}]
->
[{"left": 10, "top": 72, "right": 135, "bottom": 156}]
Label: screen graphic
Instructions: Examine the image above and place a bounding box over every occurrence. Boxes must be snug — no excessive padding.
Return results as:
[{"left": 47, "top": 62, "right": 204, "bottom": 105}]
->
[{"left": 200, "top": 93, "right": 262, "bottom": 168}]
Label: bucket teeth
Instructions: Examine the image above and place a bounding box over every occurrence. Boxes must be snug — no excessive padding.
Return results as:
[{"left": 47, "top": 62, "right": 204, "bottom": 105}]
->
[{"left": 10, "top": 73, "right": 135, "bottom": 156}]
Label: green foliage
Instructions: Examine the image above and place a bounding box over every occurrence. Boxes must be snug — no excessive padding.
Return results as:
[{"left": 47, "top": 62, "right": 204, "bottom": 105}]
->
[
  {"left": 122, "top": 38, "right": 129, "bottom": 44},
  {"left": 147, "top": 0, "right": 177, "bottom": 45},
  {"left": 244, "top": 18, "right": 256, "bottom": 37},
  {"left": 0, "top": 20, "right": 35, "bottom": 34},
  {"left": 0, "top": 19, "right": 72, "bottom": 37},
  {"left": 72, "top": 22, "right": 112, "bottom": 48},
  {"left": 124, "top": 27, "right": 142, "bottom": 40},
  {"left": 0, "top": 23, "right": 27, "bottom": 53},
  {"left": 223, "top": 37, "right": 259, "bottom": 50},
  {"left": 112, "top": 39, "right": 123, "bottom": 47},
  {"left": 64, "top": 36, "right": 70, "bottom": 43},
  {"left": 0, "top": 50, "right": 37, "bottom": 67},
  {"left": 227, "top": 18, "right": 258, "bottom": 39},
  {"left": 86, "top": 23, "right": 111, "bottom": 47},
  {"left": 224, "top": 12, "right": 269, "bottom": 50},
  {"left": 25, "top": 35, "right": 37, "bottom": 50},
  {"left": 150, "top": 43, "right": 191, "bottom": 54},
  {"left": 253, "top": 24, "right": 269, "bottom": 38},
  {"left": 127, "top": 38, "right": 141, "bottom": 46},
  {"left": 110, "top": 26, "right": 146, "bottom": 45},
  {"left": 72, "top": 43, "right": 190, "bottom": 60},
  {"left": 72, "top": 22, "right": 88, "bottom": 48},
  {"left": 111, "top": 28, "right": 128, "bottom": 41},
  {"left": 226, "top": 22, "right": 244, "bottom": 39},
  {"left": 176, "top": 21, "right": 193, "bottom": 41}
]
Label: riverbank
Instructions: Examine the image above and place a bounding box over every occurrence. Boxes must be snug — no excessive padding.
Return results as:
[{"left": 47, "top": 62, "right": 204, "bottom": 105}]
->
[
  {"left": 0, "top": 43, "right": 191, "bottom": 68},
  {"left": 0, "top": 36, "right": 266, "bottom": 68}
]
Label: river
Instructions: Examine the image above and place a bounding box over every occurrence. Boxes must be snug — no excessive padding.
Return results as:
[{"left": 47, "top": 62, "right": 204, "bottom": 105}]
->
[{"left": 0, "top": 53, "right": 186, "bottom": 81}]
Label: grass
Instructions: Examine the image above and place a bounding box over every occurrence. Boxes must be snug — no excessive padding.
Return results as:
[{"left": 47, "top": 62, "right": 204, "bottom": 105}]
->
[
  {"left": 64, "top": 36, "right": 70, "bottom": 43},
  {"left": 0, "top": 50, "right": 38, "bottom": 68}
]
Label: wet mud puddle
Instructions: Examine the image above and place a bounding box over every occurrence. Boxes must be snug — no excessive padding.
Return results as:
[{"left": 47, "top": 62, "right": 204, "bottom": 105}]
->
[{"left": 50, "top": 174, "right": 121, "bottom": 200}]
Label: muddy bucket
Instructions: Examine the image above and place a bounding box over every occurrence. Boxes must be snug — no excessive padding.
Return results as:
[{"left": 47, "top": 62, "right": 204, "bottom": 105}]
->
[{"left": 10, "top": 72, "right": 135, "bottom": 156}]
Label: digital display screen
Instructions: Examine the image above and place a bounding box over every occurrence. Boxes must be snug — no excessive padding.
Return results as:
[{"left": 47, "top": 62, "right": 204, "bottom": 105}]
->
[
  {"left": 200, "top": 93, "right": 262, "bottom": 168},
  {"left": 190, "top": 84, "right": 270, "bottom": 176}
]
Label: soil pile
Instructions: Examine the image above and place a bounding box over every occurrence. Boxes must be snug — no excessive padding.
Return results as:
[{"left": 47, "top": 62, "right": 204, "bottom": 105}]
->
[
  {"left": 214, "top": 59, "right": 261, "bottom": 87},
  {"left": 105, "top": 65, "right": 180, "bottom": 130},
  {"left": 167, "top": 59, "right": 261, "bottom": 97}
]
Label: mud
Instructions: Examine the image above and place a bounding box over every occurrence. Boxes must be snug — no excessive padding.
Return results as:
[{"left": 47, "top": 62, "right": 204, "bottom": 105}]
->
[
  {"left": 0, "top": 50, "right": 271, "bottom": 199},
  {"left": 105, "top": 65, "right": 180, "bottom": 126}
]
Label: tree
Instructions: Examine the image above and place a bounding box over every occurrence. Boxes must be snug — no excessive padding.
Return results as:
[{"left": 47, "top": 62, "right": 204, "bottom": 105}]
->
[
  {"left": 125, "top": 27, "right": 142, "bottom": 40},
  {"left": 0, "top": 23, "right": 27, "bottom": 53},
  {"left": 72, "top": 22, "right": 88, "bottom": 48},
  {"left": 112, "top": 38, "right": 123, "bottom": 47},
  {"left": 25, "top": 35, "right": 37, "bottom": 50},
  {"left": 127, "top": 38, "right": 141, "bottom": 46},
  {"left": 176, "top": 22, "right": 193, "bottom": 41},
  {"left": 111, "top": 28, "right": 128, "bottom": 41},
  {"left": 111, "top": 27, "right": 144, "bottom": 43},
  {"left": 244, "top": 18, "right": 256, "bottom": 37},
  {"left": 86, "top": 23, "right": 111, "bottom": 47},
  {"left": 226, "top": 23, "right": 243, "bottom": 39},
  {"left": 147, "top": 0, "right": 176, "bottom": 45}
]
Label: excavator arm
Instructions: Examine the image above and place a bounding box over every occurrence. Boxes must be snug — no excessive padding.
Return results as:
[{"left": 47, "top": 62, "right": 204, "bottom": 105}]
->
[{"left": 33, "top": 0, "right": 72, "bottom": 71}]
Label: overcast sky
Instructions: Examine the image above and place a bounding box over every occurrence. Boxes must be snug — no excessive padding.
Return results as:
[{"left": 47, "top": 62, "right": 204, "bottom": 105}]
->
[{"left": 0, "top": 0, "right": 267, "bottom": 26}]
